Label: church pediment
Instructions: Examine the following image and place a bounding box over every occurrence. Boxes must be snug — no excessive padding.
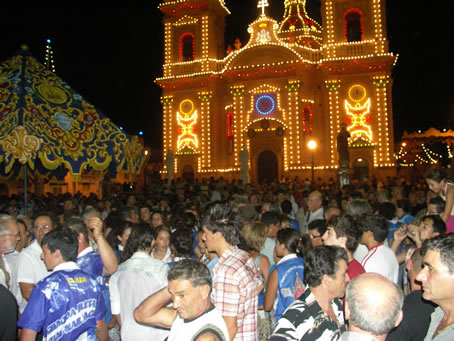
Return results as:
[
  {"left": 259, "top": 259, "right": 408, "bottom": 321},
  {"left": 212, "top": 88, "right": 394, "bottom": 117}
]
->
[{"left": 225, "top": 44, "right": 301, "bottom": 70}]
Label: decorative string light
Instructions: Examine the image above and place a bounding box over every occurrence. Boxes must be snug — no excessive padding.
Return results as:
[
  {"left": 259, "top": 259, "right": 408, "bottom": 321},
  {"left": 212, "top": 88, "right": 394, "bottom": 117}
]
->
[
  {"left": 157, "top": 0, "right": 396, "bottom": 175},
  {"left": 44, "top": 39, "right": 56, "bottom": 73}
]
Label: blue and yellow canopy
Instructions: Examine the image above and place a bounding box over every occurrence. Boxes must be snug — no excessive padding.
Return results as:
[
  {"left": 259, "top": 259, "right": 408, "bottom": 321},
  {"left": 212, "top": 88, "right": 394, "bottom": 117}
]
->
[{"left": 0, "top": 47, "right": 144, "bottom": 180}]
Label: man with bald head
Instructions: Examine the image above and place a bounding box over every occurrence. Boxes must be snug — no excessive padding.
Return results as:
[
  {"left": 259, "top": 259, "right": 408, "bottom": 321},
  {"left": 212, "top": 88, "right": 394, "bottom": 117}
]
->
[
  {"left": 303, "top": 191, "right": 324, "bottom": 234},
  {"left": 341, "top": 273, "right": 404, "bottom": 341}
]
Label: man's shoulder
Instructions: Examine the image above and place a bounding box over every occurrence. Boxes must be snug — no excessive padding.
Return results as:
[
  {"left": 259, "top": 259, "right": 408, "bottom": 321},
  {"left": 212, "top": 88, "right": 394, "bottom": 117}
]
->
[
  {"left": 118, "top": 256, "right": 168, "bottom": 275},
  {"left": 19, "top": 242, "right": 40, "bottom": 258}
]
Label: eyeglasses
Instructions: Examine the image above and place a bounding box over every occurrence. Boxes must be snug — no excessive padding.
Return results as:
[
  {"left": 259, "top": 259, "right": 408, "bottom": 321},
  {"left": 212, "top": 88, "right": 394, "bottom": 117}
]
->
[
  {"left": 309, "top": 234, "right": 321, "bottom": 239},
  {"left": 34, "top": 225, "right": 52, "bottom": 232}
]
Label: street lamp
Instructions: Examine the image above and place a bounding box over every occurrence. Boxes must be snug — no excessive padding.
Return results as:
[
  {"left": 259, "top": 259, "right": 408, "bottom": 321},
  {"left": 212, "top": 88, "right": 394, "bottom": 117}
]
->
[{"left": 307, "top": 140, "right": 317, "bottom": 184}]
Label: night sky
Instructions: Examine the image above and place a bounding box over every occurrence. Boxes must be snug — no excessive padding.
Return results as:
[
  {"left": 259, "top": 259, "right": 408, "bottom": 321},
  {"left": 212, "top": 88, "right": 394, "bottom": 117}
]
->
[{"left": 2, "top": 0, "right": 454, "bottom": 155}]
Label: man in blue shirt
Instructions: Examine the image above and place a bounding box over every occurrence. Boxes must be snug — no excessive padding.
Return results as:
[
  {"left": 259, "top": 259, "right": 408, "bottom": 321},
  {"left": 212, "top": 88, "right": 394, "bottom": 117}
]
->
[{"left": 18, "top": 229, "right": 107, "bottom": 341}]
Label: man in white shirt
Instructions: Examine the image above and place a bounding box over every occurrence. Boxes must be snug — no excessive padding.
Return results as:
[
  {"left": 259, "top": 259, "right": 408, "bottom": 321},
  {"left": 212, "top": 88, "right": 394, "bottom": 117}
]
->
[
  {"left": 134, "top": 259, "right": 230, "bottom": 341},
  {"left": 0, "top": 214, "right": 20, "bottom": 288},
  {"left": 109, "top": 225, "right": 169, "bottom": 341},
  {"left": 360, "top": 214, "right": 399, "bottom": 284},
  {"left": 303, "top": 191, "right": 324, "bottom": 233},
  {"left": 16, "top": 212, "right": 55, "bottom": 301}
]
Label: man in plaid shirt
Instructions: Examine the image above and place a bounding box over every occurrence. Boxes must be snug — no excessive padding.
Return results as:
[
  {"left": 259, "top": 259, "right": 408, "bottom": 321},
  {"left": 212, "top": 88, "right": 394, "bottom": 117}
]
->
[{"left": 202, "top": 202, "right": 263, "bottom": 341}]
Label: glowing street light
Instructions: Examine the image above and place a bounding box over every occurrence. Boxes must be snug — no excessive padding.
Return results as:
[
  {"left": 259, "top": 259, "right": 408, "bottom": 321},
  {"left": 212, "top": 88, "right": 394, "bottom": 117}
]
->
[{"left": 308, "top": 140, "right": 317, "bottom": 183}]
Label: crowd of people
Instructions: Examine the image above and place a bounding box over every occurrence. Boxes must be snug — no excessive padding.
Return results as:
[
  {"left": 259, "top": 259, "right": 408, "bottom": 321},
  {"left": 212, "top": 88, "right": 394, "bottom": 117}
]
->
[{"left": 1, "top": 168, "right": 454, "bottom": 340}]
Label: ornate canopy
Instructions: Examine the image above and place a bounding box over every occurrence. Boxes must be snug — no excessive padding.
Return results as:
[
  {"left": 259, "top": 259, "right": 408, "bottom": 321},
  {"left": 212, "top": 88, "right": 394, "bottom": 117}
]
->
[{"left": 0, "top": 46, "right": 144, "bottom": 180}]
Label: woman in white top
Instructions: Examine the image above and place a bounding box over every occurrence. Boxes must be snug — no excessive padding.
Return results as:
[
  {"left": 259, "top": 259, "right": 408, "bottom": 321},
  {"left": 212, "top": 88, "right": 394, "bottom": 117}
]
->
[
  {"left": 151, "top": 226, "right": 173, "bottom": 263},
  {"left": 426, "top": 168, "right": 454, "bottom": 233}
]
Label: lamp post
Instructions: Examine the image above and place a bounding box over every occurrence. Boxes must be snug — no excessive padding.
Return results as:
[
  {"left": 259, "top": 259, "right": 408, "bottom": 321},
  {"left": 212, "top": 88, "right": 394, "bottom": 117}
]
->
[{"left": 307, "top": 140, "right": 317, "bottom": 184}]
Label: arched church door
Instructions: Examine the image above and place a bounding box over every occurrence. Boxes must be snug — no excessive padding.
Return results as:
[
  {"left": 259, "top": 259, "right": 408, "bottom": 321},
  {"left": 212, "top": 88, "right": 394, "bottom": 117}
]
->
[
  {"left": 181, "top": 165, "right": 194, "bottom": 183},
  {"left": 352, "top": 158, "right": 369, "bottom": 181},
  {"left": 257, "top": 150, "right": 278, "bottom": 184}
]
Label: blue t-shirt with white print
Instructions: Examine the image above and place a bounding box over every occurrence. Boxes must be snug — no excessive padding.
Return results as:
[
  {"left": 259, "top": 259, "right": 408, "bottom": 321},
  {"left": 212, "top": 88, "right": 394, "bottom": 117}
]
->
[{"left": 18, "top": 262, "right": 106, "bottom": 341}]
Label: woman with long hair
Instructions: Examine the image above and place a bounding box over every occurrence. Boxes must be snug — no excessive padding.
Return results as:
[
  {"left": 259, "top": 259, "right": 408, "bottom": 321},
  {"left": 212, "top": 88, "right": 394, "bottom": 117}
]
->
[{"left": 150, "top": 226, "right": 172, "bottom": 263}]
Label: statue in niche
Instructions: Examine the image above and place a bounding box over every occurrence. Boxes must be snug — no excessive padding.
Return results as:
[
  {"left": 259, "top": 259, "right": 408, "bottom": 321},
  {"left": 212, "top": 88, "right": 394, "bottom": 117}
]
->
[
  {"left": 239, "top": 145, "right": 249, "bottom": 184},
  {"left": 337, "top": 123, "right": 351, "bottom": 168}
]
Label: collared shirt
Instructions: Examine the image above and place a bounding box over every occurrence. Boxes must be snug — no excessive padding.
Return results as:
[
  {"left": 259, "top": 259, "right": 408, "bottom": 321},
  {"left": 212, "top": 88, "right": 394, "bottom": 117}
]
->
[
  {"left": 340, "top": 331, "right": 379, "bottom": 341},
  {"left": 212, "top": 246, "right": 263, "bottom": 341},
  {"left": 305, "top": 208, "right": 324, "bottom": 230},
  {"left": 17, "top": 240, "right": 50, "bottom": 285},
  {"left": 18, "top": 261, "right": 106, "bottom": 341},
  {"left": 109, "top": 251, "right": 169, "bottom": 341},
  {"left": 76, "top": 246, "right": 105, "bottom": 287},
  {"left": 424, "top": 307, "right": 454, "bottom": 341},
  {"left": 270, "top": 288, "right": 345, "bottom": 341},
  {"left": 5, "top": 251, "right": 28, "bottom": 313}
]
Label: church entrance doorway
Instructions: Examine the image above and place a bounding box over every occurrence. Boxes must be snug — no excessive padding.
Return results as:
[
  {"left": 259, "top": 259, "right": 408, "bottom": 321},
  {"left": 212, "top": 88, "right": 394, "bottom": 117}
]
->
[
  {"left": 352, "top": 158, "right": 369, "bottom": 181},
  {"left": 257, "top": 150, "right": 278, "bottom": 184},
  {"left": 181, "top": 164, "right": 194, "bottom": 183}
]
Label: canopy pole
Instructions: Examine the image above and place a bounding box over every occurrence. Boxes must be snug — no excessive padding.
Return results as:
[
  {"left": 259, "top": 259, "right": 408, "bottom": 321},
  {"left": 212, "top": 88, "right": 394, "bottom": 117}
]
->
[{"left": 24, "top": 167, "right": 27, "bottom": 215}]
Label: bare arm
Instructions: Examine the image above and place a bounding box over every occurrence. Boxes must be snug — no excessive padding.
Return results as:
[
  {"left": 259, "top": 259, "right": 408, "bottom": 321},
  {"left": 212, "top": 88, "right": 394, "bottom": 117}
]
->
[
  {"left": 134, "top": 286, "right": 175, "bottom": 329},
  {"left": 259, "top": 255, "right": 270, "bottom": 284},
  {"left": 96, "top": 319, "right": 109, "bottom": 341},
  {"left": 223, "top": 316, "right": 237, "bottom": 341},
  {"left": 113, "top": 314, "right": 121, "bottom": 329},
  {"left": 264, "top": 269, "right": 278, "bottom": 312},
  {"left": 19, "top": 328, "right": 36, "bottom": 341},
  {"left": 442, "top": 186, "right": 454, "bottom": 222},
  {"left": 89, "top": 217, "right": 118, "bottom": 275},
  {"left": 19, "top": 282, "right": 34, "bottom": 301}
]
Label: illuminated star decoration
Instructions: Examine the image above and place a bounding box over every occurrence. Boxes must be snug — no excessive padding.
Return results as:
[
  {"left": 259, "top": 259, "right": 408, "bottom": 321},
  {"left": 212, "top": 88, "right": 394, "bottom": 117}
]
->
[
  {"left": 345, "top": 98, "right": 372, "bottom": 141},
  {"left": 177, "top": 110, "right": 198, "bottom": 150},
  {"left": 257, "top": 0, "right": 269, "bottom": 16}
]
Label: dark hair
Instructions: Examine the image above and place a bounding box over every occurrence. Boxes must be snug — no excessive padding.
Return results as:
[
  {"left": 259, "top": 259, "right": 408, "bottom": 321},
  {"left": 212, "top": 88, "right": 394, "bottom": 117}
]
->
[
  {"left": 168, "top": 259, "right": 212, "bottom": 288},
  {"left": 299, "top": 234, "right": 313, "bottom": 258},
  {"left": 304, "top": 245, "right": 348, "bottom": 287},
  {"left": 152, "top": 211, "right": 168, "bottom": 227},
  {"left": 428, "top": 197, "right": 446, "bottom": 214},
  {"left": 276, "top": 228, "right": 301, "bottom": 255},
  {"left": 329, "top": 215, "right": 361, "bottom": 253},
  {"left": 425, "top": 168, "right": 448, "bottom": 183},
  {"left": 33, "top": 211, "right": 57, "bottom": 229},
  {"left": 156, "top": 225, "right": 172, "bottom": 238},
  {"left": 261, "top": 211, "right": 281, "bottom": 227},
  {"left": 63, "top": 209, "right": 80, "bottom": 224},
  {"left": 120, "top": 224, "right": 155, "bottom": 263},
  {"left": 65, "top": 218, "right": 88, "bottom": 243},
  {"left": 42, "top": 229, "right": 78, "bottom": 262},
  {"left": 422, "top": 215, "right": 446, "bottom": 235},
  {"left": 171, "top": 228, "right": 194, "bottom": 258},
  {"left": 201, "top": 202, "right": 242, "bottom": 246},
  {"left": 397, "top": 200, "right": 411, "bottom": 214},
  {"left": 422, "top": 234, "right": 454, "bottom": 274},
  {"left": 308, "top": 219, "right": 327, "bottom": 236},
  {"left": 107, "top": 221, "right": 135, "bottom": 251},
  {"left": 377, "top": 202, "right": 396, "bottom": 220},
  {"left": 360, "top": 214, "right": 389, "bottom": 243},
  {"left": 280, "top": 200, "right": 293, "bottom": 215}
]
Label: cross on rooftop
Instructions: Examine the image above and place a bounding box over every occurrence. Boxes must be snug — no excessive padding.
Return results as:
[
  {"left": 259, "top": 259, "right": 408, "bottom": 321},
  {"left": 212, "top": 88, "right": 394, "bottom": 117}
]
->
[{"left": 257, "top": 0, "right": 269, "bottom": 16}]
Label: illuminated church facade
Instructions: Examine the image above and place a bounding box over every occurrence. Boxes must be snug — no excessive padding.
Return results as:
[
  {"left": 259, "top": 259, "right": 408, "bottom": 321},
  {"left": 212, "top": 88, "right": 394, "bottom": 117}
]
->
[{"left": 157, "top": 0, "right": 396, "bottom": 183}]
